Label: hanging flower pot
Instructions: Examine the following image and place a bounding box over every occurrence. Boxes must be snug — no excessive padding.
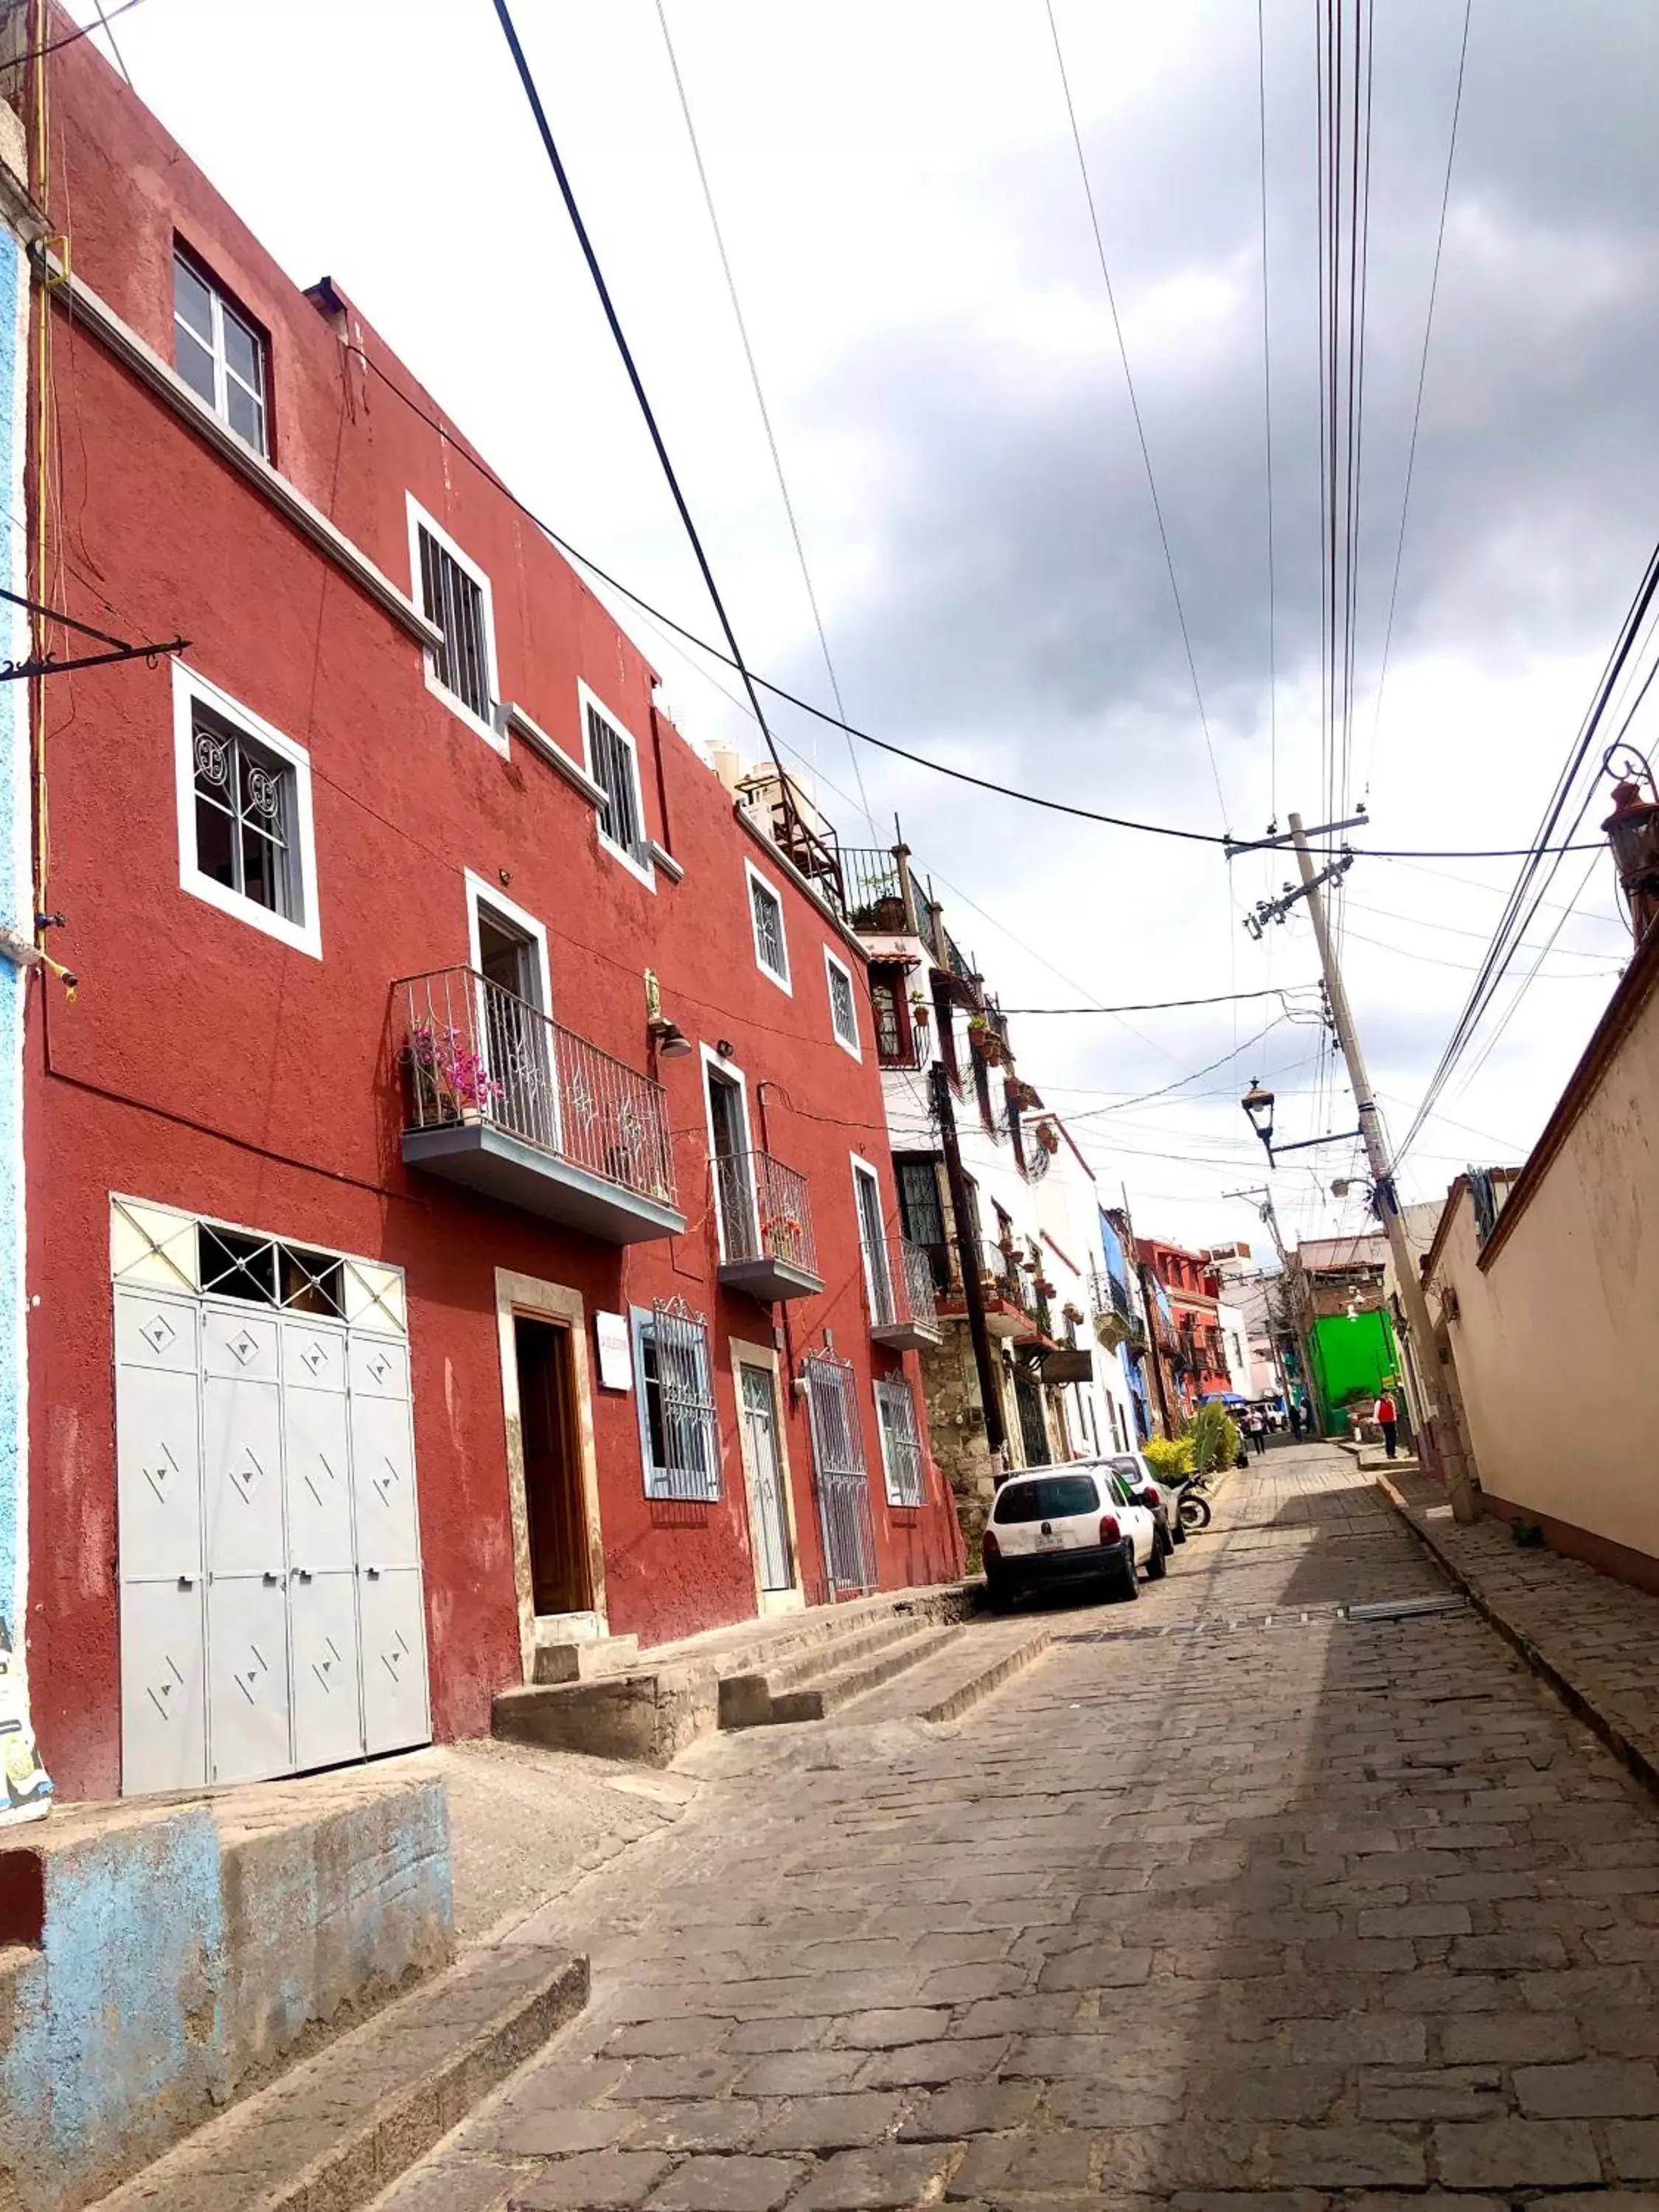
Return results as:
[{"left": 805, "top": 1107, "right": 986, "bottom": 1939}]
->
[{"left": 1035, "top": 1119, "right": 1060, "bottom": 1154}]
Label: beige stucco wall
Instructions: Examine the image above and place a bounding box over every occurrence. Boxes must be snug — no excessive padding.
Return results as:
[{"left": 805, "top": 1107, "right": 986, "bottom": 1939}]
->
[{"left": 1429, "top": 981, "right": 1659, "bottom": 1561}]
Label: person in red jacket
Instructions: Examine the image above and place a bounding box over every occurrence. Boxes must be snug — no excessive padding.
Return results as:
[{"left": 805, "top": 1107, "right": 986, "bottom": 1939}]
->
[{"left": 1374, "top": 1390, "right": 1399, "bottom": 1461}]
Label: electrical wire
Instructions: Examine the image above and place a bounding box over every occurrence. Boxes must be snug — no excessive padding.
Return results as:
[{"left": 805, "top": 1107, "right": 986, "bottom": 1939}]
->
[
  {"left": 1040, "top": 0, "right": 1226, "bottom": 825},
  {"left": 0, "top": 0, "right": 147, "bottom": 72},
  {"left": 651, "top": 0, "right": 876, "bottom": 837},
  {"left": 1000, "top": 984, "right": 1320, "bottom": 1016},
  {"left": 1364, "top": 0, "right": 1472, "bottom": 799}
]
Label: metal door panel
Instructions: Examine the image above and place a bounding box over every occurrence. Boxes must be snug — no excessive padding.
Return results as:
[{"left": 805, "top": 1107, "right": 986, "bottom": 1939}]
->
[
  {"left": 739, "top": 1364, "right": 793, "bottom": 1592},
  {"left": 285, "top": 1387, "right": 354, "bottom": 1572},
  {"left": 349, "top": 1333, "right": 410, "bottom": 1401},
  {"left": 359, "top": 1567, "right": 430, "bottom": 1753},
  {"left": 115, "top": 1363, "right": 203, "bottom": 1579},
  {"left": 207, "top": 1573, "right": 292, "bottom": 1784},
  {"left": 201, "top": 1304, "right": 280, "bottom": 1382},
  {"left": 281, "top": 1318, "right": 347, "bottom": 1394},
  {"left": 349, "top": 1394, "right": 421, "bottom": 1567},
  {"left": 290, "top": 1570, "right": 364, "bottom": 1771},
  {"left": 120, "top": 1576, "right": 207, "bottom": 1794},
  {"left": 202, "top": 1374, "right": 285, "bottom": 1575},
  {"left": 114, "top": 1287, "right": 199, "bottom": 1374}
]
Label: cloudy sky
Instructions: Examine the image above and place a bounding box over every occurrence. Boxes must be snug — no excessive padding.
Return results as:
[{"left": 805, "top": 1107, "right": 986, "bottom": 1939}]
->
[{"left": 72, "top": 0, "right": 1659, "bottom": 1254}]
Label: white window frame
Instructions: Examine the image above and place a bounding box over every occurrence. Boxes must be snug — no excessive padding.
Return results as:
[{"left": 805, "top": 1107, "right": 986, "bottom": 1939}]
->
[
  {"left": 465, "top": 869, "right": 552, "bottom": 1012},
  {"left": 579, "top": 679, "right": 655, "bottom": 889},
  {"left": 850, "top": 1154, "right": 895, "bottom": 1324},
  {"left": 874, "top": 1375, "right": 927, "bottom": 1508},
  {"left": 630, "top": 1302, "right": 720, "bottom": 1501},
  {"left": 745, "top": 859, "right": 791, "bottom": 994},
  {"left": 172, "top": 659, "right": 321, "bottom": 959},
  {"left": 700, "top": 1043, "right": 756, "bottom": 1266},
  {"left": 824, "top": 946, "right": 861, "bottom": 1060},
  {"left": 173, "top": 249, "right": 268, "bottom": 457},
  {"left": 406, "top": 493, "right": 505, "bottom": 754}
]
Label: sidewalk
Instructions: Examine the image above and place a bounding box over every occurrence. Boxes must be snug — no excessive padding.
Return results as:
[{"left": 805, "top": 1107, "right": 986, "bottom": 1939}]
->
[{"left": 1379, "top": 1462, "right": 1659, "bottom": 1804}]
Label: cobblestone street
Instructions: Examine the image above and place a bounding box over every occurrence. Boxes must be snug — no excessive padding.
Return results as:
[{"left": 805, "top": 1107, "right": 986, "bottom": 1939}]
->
[{"left": 378, "top": 1446, "right": 1659, "bottom": 2212}]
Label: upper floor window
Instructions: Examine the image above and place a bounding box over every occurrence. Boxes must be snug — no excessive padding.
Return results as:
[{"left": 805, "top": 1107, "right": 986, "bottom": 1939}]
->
[
  {"left": 173, "top": 661, "right": 320, "bottom": 959},
  {"left": 746, "top": 861, "right": 790, "bottom": 992},
  {"left": 874, "top": 1377, "right": 925, "bottom": 1508},
  {"left": 824, "top": 948, "right": 860, "bottom": 1057},
  {"left": 173, "top": 250, "right": 268, "bottom": 456},
  {"left": 407, "top": 496, "right": 501, "bottom": 750},
  {"left": 582, "top": 684, "right": 652, "bottom": 880}
]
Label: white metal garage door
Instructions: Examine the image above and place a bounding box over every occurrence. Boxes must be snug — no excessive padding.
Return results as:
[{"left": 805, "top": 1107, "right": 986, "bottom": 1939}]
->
[{"left": 112, "top": 1198, "right": 430, "bottom": 1795}]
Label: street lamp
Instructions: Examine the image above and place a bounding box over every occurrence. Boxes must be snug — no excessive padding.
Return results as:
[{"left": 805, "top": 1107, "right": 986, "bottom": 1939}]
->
[
  {"left": 1241, "top": 1079, "right": 1276, "bottom": 1155},
  {"left": 1601, "top": 745, "right": 1659, "bottom": 945}
]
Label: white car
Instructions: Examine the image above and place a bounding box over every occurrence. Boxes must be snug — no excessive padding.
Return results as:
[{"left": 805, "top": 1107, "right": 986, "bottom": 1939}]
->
[{"left": 981, "top": 1464, "right": 1163, "bottom": 1611}]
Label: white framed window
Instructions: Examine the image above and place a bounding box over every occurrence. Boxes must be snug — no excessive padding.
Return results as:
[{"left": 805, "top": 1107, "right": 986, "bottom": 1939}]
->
[
  {"left": 173, "top": 249, "right": 268, "bottom": 456},
  {"left": 874, "top": 1376, "right": 926, "bottom": 1507},
  {"left": 580, "top": 681, "right": 653, "bottom": 885},
  {"left": 406, "top": 495, "right": 503, "bottom": 752},
  {"left": 824, "top": 947, "right": 860, "bottom": 1059},
  {"left": 172, "top": 660, "right": 321, "bottom": 959},
  {"left": 631, "top": 1298, "right": 720, "bottom": 1500},
  {"left": 746, "top": 860, "right": 790, "bottom": 992},
  {"left": 851, "top": 1155, "right": 896, "bottom": 1326}
]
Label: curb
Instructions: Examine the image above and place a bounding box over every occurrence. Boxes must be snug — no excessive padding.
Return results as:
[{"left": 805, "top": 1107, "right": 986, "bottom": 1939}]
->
[
  {"left": 1373, "top": 1471, "right": 1659, "bottom": 1813},
  {"left": 919, "top": 1627, "right": 1052, "bottom": 1724},
  {"left": 97, "top": 1945, "right": 589, "bottom": 2212}
]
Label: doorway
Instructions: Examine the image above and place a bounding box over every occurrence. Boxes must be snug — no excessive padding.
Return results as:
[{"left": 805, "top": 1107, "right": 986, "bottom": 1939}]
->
[
  {"left": 473, "top": 888, "right": 555, "bottom": 1152},
  {"left": 513, "top": 1315, "right": 591, "bottom": 1618},
  {"left": 706, "top": 1060, "right": 757, "bottom": 1257},
  {"left": 737, "top": 1361, "right": 794, "bottom": 1596}
]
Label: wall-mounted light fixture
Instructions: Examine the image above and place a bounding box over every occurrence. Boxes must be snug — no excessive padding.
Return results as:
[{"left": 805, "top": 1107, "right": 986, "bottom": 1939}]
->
[{"left": 644, "top": 967, "right": 694, "bottom": 1060}]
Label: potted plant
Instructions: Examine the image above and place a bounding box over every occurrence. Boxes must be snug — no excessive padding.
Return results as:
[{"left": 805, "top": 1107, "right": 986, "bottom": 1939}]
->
[
  {"left": 1034, "top": 1119, "right": 1060, "bottom": 1154},
  {"left": 408, "top": 1019, "right": 503, "bottom": 1124},
  {"left": 1062, "top": 1301, "right": 1085, "bottom": 1326}
]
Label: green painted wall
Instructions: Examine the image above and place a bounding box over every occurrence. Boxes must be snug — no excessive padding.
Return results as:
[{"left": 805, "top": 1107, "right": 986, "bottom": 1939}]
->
[{"left": 1309, "top": 1308, "right": 1398, "bottom": 1435}]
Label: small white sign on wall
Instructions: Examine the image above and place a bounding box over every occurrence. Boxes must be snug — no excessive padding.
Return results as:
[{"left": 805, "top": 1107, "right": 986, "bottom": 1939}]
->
[{"left": 594, "top": 1311, "right": 633, "bottom": 1391}]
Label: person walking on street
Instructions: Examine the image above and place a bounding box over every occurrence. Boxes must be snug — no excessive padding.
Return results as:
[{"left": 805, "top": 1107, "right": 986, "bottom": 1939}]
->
[
  {"left": 1247, "top": 1408, "right": 1267, "bottom": 1458},
  {"left": 1288, "top": 1402, "right": 1303, "bottom": 1441},
  {"left": 1374, "top": 1389, "right": 1399, "bottom": 1461}
]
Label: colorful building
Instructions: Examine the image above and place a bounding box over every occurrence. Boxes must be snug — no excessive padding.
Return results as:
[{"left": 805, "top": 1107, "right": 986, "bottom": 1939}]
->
[
  {"left": 1135, "top": 1237, "right": 1233, "bottom": 1421},
  {"left": 17, "top": 32, "right": 963, "bottom": 1801}
]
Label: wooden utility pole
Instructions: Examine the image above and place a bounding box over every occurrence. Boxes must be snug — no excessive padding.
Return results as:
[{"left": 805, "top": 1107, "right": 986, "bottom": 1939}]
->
[
  {"left": 1286, "top": 814, "right": 1476, "bottom": 1520},
  {"left": 930, "top": 1062, "right": 1006, "bottom": 1471}
]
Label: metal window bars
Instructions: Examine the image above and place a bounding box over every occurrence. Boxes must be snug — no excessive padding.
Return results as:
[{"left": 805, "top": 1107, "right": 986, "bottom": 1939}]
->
[
  {"left": 892, "top": 1235, "right": 942, "bottom": 1333},
  {"left": 874, "top": 1377, "right": 926, "bottom": 1507},
  {"left": 399, "top": 967, "right": 675, "bottom": 1208},
  {"left": 585, "top": 704, "right": 650, "bottom": 866},
  {"left": 841, "top": 847, "right": 913, "bottom": 932},
  {"left": 803, "top": 1352, "right": 877, "bottom": 1594},
  {"left": 750, "top": 876, "right": 788, "bottom": 977},
  {"left": 417, "top": 530, "right": 493, "bottom": 721},
  {"left": 647, "top": 1296, "right": 720, "bottom": 1501},
  {"left": 711, "top": 1150, "right": 818, "bottom": 1277}
]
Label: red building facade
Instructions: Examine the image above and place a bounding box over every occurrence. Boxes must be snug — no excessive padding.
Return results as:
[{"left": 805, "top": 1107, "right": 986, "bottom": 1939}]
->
[
  {"left": 24, "top": 34, "right": 962, "bottom": 1802},
  {"left": 1135, "top": 1238, "right": 1231, "bottom": 1421}
]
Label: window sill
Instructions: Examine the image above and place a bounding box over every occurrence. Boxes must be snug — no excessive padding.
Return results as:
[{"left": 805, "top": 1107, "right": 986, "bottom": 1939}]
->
[
  {"left": 501, "top": 700, "right": 608, "bottom": 802},
  {"left": 598, "top": 831, "right": 657, "bottom": 891},
  {"left": 180, "top": 866, "right": 321, "bottom": 959},
  {"left": 428, "top": 671, "right": 508, "bottom": 754},
  {"left": 754, "top": 960, "right": 793, "bottom": 998},
  {"left": 644, "top": 838, "right": 683, "bottom": 884}
]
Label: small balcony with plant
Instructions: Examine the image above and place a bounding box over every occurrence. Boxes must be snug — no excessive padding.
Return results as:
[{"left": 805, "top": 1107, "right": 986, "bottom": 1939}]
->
[
  {"left": 866, "top": 1234, "right": 943, "bottom": 1350},
  {"left": 712, "top": 1150, "right": 824, "bottom": 1302},
  {"left": 397, "top": 967, "right": 684, "bottom": 1244}
]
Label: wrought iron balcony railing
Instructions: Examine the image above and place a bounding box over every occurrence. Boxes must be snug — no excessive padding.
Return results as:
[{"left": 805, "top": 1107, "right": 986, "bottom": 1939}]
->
[
  {"left": 712, "top": 1150, "right": 823, "bottom": 1300},
  {"left": 868, "top": 1234, "right": 942, "bottom": 1349},
  {"left": 841, "top": 847, "right": 917, "bottom": 935},
  {"left": 399, "top": 967, "right": 677, "bottom": 1217}
]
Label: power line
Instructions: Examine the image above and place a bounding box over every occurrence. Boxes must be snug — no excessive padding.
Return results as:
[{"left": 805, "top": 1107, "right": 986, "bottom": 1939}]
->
[
  {"left": 490, "top": 0, "right": 789, "bottom": 804},
  {"left": 341, "top": 301, "right": 1609, "bottom": 866},
  {"left": 1001, "top": 984, "right": 1320, "bottom": 1016},
  {"left": 1364, "top": 0, "right": 1472, "bottom": 799},
  {"left": 0, "top": 0, "right": 147, "bottom": 72},
  {"left": 651, "top": 0, "right": 876, "bottom": 838},
  {"left": 1040, "top": 0, "right": 1226, "bottom": 825}
]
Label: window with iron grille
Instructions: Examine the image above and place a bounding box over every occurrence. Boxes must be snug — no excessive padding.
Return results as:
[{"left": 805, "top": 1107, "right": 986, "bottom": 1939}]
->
[
  {"left": 191, "top": 702, "right": 299, "bottom": 922},
  {"left": 585, "top": 696, "right": 650, "bottom": 869},
  {"left": 409, "top": 499, "right": 498, "bottom": 737},
  {"left": 173, "top": 249, "right": 268, "bottom": 455},
  {"left": 874, "top": 1377, "right": 925, "bottom": 1507},
  {"left": 175, "top": 663, "right": 320, "bottom": 958},
  {"left": 748, "top": 864, "right": 790, "bottom": 989},
  {"left": 825, "top": 948, "right": 860, "bottom": 1055},
  {"left": 803, "top": 1351, "right": 877, "bottom": 1593},
  {"left": 632, "top": 1299, "right": 720, "bottom": 1500},
  {"left": 870, "top": 966, "right": 911, "bottom": 1066}
]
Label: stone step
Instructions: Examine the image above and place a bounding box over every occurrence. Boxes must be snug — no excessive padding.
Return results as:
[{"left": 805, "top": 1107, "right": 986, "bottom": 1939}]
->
[
  {"left": 532, "top": 1630, "right": 641, "bottom": 1686},
  {"left": 765, "top": 1622, "right": 964, "bottom": 1725},
  {"left": 91, "top": 1939, "right": 588, "bottom": 2212},
  {"left": 717, "top": 1612, "right": 941, "bottom": 1724},
  {"left": 840, "top": 1618, "right": 1054, "bottom": 1725}
]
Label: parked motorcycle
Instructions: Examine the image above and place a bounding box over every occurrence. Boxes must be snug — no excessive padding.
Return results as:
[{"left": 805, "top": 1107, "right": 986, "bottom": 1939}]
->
[{"left": 1174, "top": 1470, "right": 1213, "bottom": 1531}]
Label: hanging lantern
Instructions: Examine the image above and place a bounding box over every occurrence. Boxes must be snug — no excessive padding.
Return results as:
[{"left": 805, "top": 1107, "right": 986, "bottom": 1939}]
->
[{"left": 1601, "top": 757, "right": 1659, "bottom": 945}]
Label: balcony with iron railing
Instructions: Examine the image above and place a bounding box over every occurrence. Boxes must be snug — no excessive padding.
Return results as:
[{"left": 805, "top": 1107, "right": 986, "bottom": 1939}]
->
[
  {"left": 712, "top": 1150, "right": 824, "bottom": 1302},
  {"left": 866, "top": 1234, "right": 943, "bottom": 1350},
  {"left": 841, "top": 847, "right": 919, "bottom": 936},
  {"left": 926, "top": 1237, "right": 1046, "bottom": 1340},
  {"left": 397, "top": 967, "right": 684, "bottom": 1243}
]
